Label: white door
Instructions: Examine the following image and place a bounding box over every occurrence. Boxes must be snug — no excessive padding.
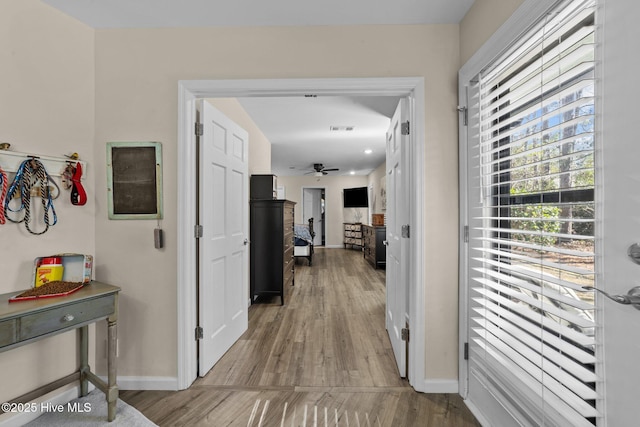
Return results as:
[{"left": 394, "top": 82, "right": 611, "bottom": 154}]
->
[
  {"left": 198, "top": 101, "right": 249, "bottom": 376},
  {"left": 303, "top": 188, "right": 323, "bottom": 246},
  {"left": 386, "top": 98, "right": 410, "bottom": 377}
]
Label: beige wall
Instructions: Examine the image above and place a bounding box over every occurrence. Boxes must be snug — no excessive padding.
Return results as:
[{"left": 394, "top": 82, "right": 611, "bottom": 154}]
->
[
  {"left": 277, "top": 175, "right": 369, "bottom": 247},
  {"left": 459, "top": 0, "right": 526, "bottom": 65},
  {"left": 93, "top": 23, "right": 461, "bottom": 382},
  {"left": 0, "top": 0, "right": 95, "bottom": 409},
  {"left": 206, "top": 98, "right": 272, "bottom": 175}
]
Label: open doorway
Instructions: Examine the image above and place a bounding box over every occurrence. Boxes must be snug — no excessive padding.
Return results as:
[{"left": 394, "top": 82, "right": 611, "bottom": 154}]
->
[
  {"left": 302, "top": 187, "right": 325, "bottom": 246},
  {"left": 177, "top": 77, "right": 426, "bottom": 392}
]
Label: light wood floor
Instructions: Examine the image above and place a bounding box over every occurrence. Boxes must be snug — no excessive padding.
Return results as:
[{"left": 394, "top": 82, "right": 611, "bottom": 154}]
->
[{"left": 121, "top": 248, "right": 480, "bottom": 427}]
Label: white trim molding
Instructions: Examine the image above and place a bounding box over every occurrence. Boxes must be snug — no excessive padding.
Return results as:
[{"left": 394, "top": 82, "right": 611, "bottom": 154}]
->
[
  {"left": 177, "top": 77, "right": 426, "bottom": 392},
  {"left": 406, "top": 83, "right": 427, "bottom": 392},
  {"left": 177, "top": 83, "right": 198, "bottom": 390},
  {"left": 414, "top": 379, "right": 459, "bottom": 394}
]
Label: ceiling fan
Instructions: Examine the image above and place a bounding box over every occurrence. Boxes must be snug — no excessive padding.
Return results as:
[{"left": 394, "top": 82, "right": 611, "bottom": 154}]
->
[{"left": 305, "top": 163, "right": 339, "bottom": 176}]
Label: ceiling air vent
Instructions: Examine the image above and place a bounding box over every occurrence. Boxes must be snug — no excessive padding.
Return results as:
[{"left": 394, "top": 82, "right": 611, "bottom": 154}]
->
[{"left": 330, "top": 126, "right": 355, "bottom": 132}]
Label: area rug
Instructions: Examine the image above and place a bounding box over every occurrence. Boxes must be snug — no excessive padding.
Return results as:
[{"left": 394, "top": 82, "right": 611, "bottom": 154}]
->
[{"left": 24, "top": 391, "right": 156, "bottom": 427}]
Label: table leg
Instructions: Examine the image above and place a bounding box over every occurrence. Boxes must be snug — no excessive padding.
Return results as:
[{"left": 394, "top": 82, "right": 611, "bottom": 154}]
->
[
  {"left": 106, "top": 295, "right": 119, "bottom": 422},
  {"left": 80, "top": 325, "right": 89, "bottom": 396}
]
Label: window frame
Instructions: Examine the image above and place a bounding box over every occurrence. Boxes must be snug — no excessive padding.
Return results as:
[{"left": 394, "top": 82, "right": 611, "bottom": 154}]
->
[{"left": 458, "top": 0, "right": 601, "bottom": 425}]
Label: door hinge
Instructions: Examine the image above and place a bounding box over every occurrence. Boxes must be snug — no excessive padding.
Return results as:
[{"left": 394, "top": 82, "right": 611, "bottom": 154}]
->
[
  {"left": 401, "top": 327, "right": 410, "bottom": 342},
  {"left": 195, "top": 122, "right": 203, "bottom": 136},
  {"left": 194, "top": 224, "right": 203, "bottom": 238},
  {"left": 401, "top": 224, "right": 410, "bottom": 238},
  {"left": 401, "top": 121, "right": 410, "bottom": 136},
  {"left": 464, "top": 342, "right": 469, "bottom": 360},
  {"left": 457, "top": 106, "right": 468, "bottom": 126},
  {"left": 464, "top": 225, "right": 469, "bottom": 243},
  {"left": 195, "top": 326, "right": 203, "bottom": 340}
]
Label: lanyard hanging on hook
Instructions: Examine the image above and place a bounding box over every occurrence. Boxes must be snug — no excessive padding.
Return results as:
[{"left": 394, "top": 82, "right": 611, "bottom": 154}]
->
[
  {"left": 71, "top": 162, "right": 86, "bottom": 206},
  {"left": 5, "top": 158, "right": 58, "bottom": 235},
  {"left": 0, "top": 166, "right": 7, "bottom": 225},
  {"left": 63, "top": 161, "right": 87, "bottom": 206}
]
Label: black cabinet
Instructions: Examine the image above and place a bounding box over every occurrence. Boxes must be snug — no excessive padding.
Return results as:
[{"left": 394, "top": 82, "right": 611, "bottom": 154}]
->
[
  {"left": 363, "top": 225, "right": 386, "bottom": 269},
  {"left": 250, "top": 174, "right": 277, "bottom": 200},
  {"left": 250, "top": 199, "right": 295, "bottom": 305}
]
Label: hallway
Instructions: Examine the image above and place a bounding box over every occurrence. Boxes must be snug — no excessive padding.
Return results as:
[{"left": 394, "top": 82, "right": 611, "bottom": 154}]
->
[{"left": 121, "top": 248, "right": 479, "bottom": 426}]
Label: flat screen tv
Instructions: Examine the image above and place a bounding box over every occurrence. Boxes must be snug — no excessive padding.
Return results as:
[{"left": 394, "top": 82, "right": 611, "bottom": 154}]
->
[{"left": 343, "top": 187, "right": 368, "bottom": 208}]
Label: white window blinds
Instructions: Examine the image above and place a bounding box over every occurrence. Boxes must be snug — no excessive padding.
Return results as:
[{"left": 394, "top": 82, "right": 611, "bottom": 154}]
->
[{"left": 468, "top": 0, "right": 598, "bottom": 425}]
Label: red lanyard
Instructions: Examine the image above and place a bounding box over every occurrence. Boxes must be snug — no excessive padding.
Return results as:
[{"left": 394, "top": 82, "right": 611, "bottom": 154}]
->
[{"left": 70, "top": 162, "right": 87, "bottom": 206}]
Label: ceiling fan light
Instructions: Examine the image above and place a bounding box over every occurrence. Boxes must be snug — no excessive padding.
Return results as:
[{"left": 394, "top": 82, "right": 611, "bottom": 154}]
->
[{"left": 314, "top": 172, "right": 323, "bottom": 177}]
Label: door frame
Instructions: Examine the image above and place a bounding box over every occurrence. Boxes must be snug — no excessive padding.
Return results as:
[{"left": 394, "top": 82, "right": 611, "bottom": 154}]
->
[
  {"left": 301, "top": 186, "right": 325, "bottom": 246},
  {"left": 176, "top": 77, "right": 426, "bottom": 391}
]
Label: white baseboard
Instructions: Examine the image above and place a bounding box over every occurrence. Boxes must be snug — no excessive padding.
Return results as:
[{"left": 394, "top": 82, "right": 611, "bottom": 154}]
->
[
  {"left": 412, "top": 378, "right": 459, "bottom": 394},
  {"left": 99, "top": 376, "right": 178, "bottom": 391},
  {"left": 0, "top": 384, "right": 93, "bottom": 427}
]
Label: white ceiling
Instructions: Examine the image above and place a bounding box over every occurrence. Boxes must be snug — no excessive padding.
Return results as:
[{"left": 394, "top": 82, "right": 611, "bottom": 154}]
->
[
  {"left": 41, "top": 0, "right": 474, "bottom": 176},
  {"left": 41, "top": 0, "right": 475, "bottom": 29},
  {"left": 237, "top": 96, "right": 400, "bottom": 176}
]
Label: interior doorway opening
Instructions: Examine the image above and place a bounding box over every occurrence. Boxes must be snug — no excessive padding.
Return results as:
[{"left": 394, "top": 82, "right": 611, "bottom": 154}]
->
[
  {"left": 302, "top": 187, "right": 325, "bottom": 246},
  {"left": 177, "top": 77, "right": 426, "bottom": 392}
]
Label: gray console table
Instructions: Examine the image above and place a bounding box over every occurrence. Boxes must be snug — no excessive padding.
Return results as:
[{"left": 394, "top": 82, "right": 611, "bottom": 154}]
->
[{"left": 0, "top": 281, "right": 120, "bottom": 421}]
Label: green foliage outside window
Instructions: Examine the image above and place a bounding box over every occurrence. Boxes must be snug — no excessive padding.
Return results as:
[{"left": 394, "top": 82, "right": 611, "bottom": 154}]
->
[{"left": 510, "top": 205, "right": 562, "bottom": 246}]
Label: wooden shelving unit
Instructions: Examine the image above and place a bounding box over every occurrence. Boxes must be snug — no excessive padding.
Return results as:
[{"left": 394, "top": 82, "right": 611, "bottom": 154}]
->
[{"left": 343, "top": 222, "right": 363, "bottom": 249}]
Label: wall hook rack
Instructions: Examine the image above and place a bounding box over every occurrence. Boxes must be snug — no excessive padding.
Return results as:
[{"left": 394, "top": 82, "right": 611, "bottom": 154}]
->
[{"left": 0, "top": 149, "right": 86, "bottom": 180}]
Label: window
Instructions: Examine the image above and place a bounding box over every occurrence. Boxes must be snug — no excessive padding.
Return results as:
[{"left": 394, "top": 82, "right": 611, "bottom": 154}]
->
[{"left": 465, "top": 0, "right": 598, "bottom": 425}]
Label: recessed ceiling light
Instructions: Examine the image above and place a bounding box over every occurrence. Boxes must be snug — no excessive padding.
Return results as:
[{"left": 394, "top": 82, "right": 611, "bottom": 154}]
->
[
  {"left": 350, "top": 171, "right": 355, "bottom": 175},
  {"left": 364, "top": 149, "right": 373, "bottom": 154}
]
